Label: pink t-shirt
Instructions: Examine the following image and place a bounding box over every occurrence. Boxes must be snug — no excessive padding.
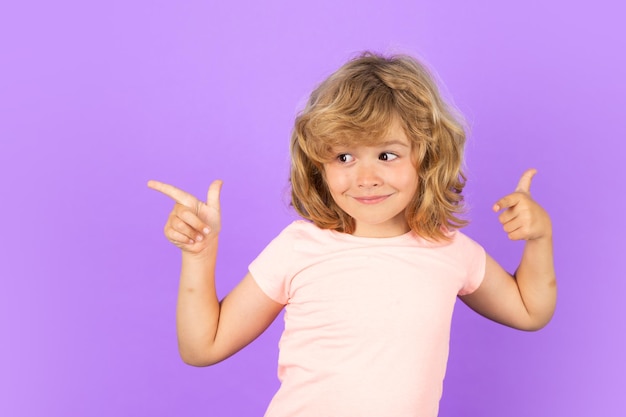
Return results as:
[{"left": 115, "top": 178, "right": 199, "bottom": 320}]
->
[{"left": 249, "top": 220, "right": 485, "bottom": 417}]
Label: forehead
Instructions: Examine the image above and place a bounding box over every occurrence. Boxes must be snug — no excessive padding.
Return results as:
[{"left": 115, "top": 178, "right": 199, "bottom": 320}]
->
[
  {"left": 382, "top": 119, "right": 410, "bottom": 144},
  {"left": 333, "top": 118, "right": 411, "bottom": 149}
]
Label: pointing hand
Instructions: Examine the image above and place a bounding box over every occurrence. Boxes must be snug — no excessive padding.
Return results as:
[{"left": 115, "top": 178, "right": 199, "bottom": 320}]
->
[
  {"left": 148, "top": 180, "right": 223, "bottom": 253},
  {"left": 493, "top": 169, "right": 552, "bottom": 241}
]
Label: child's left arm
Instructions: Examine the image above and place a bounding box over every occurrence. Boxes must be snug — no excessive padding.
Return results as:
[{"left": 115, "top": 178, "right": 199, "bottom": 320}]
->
[{"left": 460, "top": 169, "right": 557, "bottom": 331}]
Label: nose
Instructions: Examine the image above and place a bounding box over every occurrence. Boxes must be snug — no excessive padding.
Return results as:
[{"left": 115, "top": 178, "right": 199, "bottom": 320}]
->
[{"left": 356, "top": 162, "right": 382, "bottom": 188}]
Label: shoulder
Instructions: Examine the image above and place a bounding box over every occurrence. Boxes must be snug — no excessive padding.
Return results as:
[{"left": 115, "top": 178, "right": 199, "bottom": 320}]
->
[
  {"left": 448, "top": 230, "right": 487, "bottom": 293},
  {"left": 282, "top": 219, "right": 322, "bottom": 234},
  {"left": 249, "top": 221, "right": 336, "bottom": 303},
  {"left": 422, "top": 230, "right": 485, "bottom": 275},
  {"left": 257, "top": 220, "right": 334, "bottom": 258},
  {"left": 408, "top": 229, "right": 483, "bottom": 253},
  {"left": 444, "top": 229, "right": 484, "bottom": 251},
  {"left": 273, "top": 220, "right": 328, "bottom": 242}
]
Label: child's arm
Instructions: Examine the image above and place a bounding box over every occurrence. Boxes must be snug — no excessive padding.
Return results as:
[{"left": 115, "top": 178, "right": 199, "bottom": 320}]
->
[
  {"left": 148, "top": 180, "right": 284, "bottom": 366},
  {"left": 460, "top": 169, "right": 557, "bottom": 331}
]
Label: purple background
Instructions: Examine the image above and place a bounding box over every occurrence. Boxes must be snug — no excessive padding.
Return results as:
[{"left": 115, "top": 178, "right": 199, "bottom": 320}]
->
[{"left": 1, "top": 0, "right": 624, "bottom": 416}]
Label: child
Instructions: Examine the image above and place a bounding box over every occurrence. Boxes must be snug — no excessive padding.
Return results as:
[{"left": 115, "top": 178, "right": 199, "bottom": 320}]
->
[{"left": 148, "top": 52, "right": 556, "bottom": 417}]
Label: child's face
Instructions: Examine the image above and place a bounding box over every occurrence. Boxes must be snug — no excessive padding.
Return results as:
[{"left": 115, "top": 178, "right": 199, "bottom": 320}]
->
[{"left": 323, "top": 120, "right": 418, "bottom": 238}]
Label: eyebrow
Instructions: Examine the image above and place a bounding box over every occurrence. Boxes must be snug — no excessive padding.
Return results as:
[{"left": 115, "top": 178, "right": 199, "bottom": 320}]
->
[
  {"left": 377, "top": 140, "right": 410, "bottom": 148},
  {"left": 331, "top": 139, "right": 410, "bottom": 152}
]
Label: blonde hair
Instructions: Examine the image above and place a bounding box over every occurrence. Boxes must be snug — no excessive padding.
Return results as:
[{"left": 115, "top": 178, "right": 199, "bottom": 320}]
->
[{"left": 290, "top": 52, "right": 468, "bottom": 241}]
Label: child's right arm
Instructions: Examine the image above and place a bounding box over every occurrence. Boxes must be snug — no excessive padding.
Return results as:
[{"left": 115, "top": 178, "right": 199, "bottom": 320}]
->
[{"left": 148, "top": 180, "right": 284, "bottom": 366}]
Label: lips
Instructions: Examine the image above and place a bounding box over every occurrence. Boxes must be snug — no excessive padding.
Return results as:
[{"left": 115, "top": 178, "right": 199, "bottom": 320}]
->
[{"left": 352, "top": 195, "right": 390, "bottom": 204}]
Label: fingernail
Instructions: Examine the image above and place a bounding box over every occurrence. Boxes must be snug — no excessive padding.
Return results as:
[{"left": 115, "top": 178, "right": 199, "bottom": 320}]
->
[
  {"left": 189, "top": 239, "right": 195, "bottom": 244},
  {"left": 196, "top": 235, "right": 204, "bottom": 241},
  {"left": 203, "top": 228, "right": 210, "bottom": 235}
]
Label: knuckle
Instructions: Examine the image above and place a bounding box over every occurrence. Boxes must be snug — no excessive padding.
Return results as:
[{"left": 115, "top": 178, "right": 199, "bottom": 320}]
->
[
  {"left": 173, "top": 203, "right": 189, "bottom": 215},
  {"left": 173, "top": 217, "right": 188, "bottom": 230},
  {"left": 165, "top": 230, "right": 178, "bottom": 243}
]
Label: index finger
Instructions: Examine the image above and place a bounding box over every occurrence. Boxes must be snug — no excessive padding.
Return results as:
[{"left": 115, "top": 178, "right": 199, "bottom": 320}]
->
[
  {"left": 493, "top": 193, "right": 520, "bottom": 212},
  {"left": 147, "top": 180, "right": 198, "bottom": 207}
]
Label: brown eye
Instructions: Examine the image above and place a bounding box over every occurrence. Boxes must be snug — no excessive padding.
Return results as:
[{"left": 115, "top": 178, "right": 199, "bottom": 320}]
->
[
  {"left": 337, "top": 154, "right": 354, "bottom": 163},
  {"left": 379, "top": 152, "right": 398, "bottom": 161}
]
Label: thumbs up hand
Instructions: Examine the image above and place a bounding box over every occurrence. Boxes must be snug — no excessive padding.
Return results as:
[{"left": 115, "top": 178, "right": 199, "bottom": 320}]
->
[
  {"left": 147, "top": 179, "right": 223, "bottom": 254},
  {"left": 493, "top": 169, "right": 552, "bottom": 241}
]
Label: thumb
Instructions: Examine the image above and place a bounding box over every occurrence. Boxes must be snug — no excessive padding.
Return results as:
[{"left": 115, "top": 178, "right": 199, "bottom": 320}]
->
[
  {"left": 515, "top": 168, "right": 537, "bottom": 194},
  {"left": 206, "top": 179, "right": 223, "bottom": 209}
]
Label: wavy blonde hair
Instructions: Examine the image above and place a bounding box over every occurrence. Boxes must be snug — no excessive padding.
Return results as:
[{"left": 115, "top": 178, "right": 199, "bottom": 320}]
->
[{"left": 290, "top": 52, "right": 468, "bottom": 241}]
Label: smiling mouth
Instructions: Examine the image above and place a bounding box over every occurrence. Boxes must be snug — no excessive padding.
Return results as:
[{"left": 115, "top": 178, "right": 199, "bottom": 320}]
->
[{"left": 353, "top": 195, "right": 390, "bottom": 204}]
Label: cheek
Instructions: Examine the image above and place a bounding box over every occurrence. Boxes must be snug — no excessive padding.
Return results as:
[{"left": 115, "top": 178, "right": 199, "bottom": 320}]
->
[
  {"left": 397, "top": 168, "right": 419, "bottom": 197},
  {"left": 323, "top": 167, "right": 350, "bottom": 194}
]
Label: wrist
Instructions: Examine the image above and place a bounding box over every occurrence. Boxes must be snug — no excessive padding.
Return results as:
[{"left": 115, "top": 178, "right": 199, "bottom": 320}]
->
[
  {"left": 181, "top": 237, "right": 219, "bottom": 263},
  {"left": 529, "top": 230, "right": 552, "bottom": 242}
]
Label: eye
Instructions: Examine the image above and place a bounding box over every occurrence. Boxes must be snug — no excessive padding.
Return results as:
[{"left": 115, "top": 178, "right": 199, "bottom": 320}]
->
[
  {"left": 337, "top": 153, "right": 354, "bottom": 163},
  {"left": 379, "top": 152, "right": 398, "bottom": 161}
]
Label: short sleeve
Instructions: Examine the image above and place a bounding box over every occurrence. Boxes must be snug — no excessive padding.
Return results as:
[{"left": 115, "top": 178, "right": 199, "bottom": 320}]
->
[
  {"left": 455, "top": 232, "right": 486, "bottom": 296},
  {"left": 248, "top": 224, "right": 299, "bottom": 304}
]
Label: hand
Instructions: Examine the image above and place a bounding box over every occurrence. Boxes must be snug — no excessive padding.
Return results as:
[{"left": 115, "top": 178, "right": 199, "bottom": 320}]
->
[
  {"left": 493, "top": 169, "right": 551, "bottom": 241},
  {"left": 147, "top": 180, "right": 223, "bottom": 254}
]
